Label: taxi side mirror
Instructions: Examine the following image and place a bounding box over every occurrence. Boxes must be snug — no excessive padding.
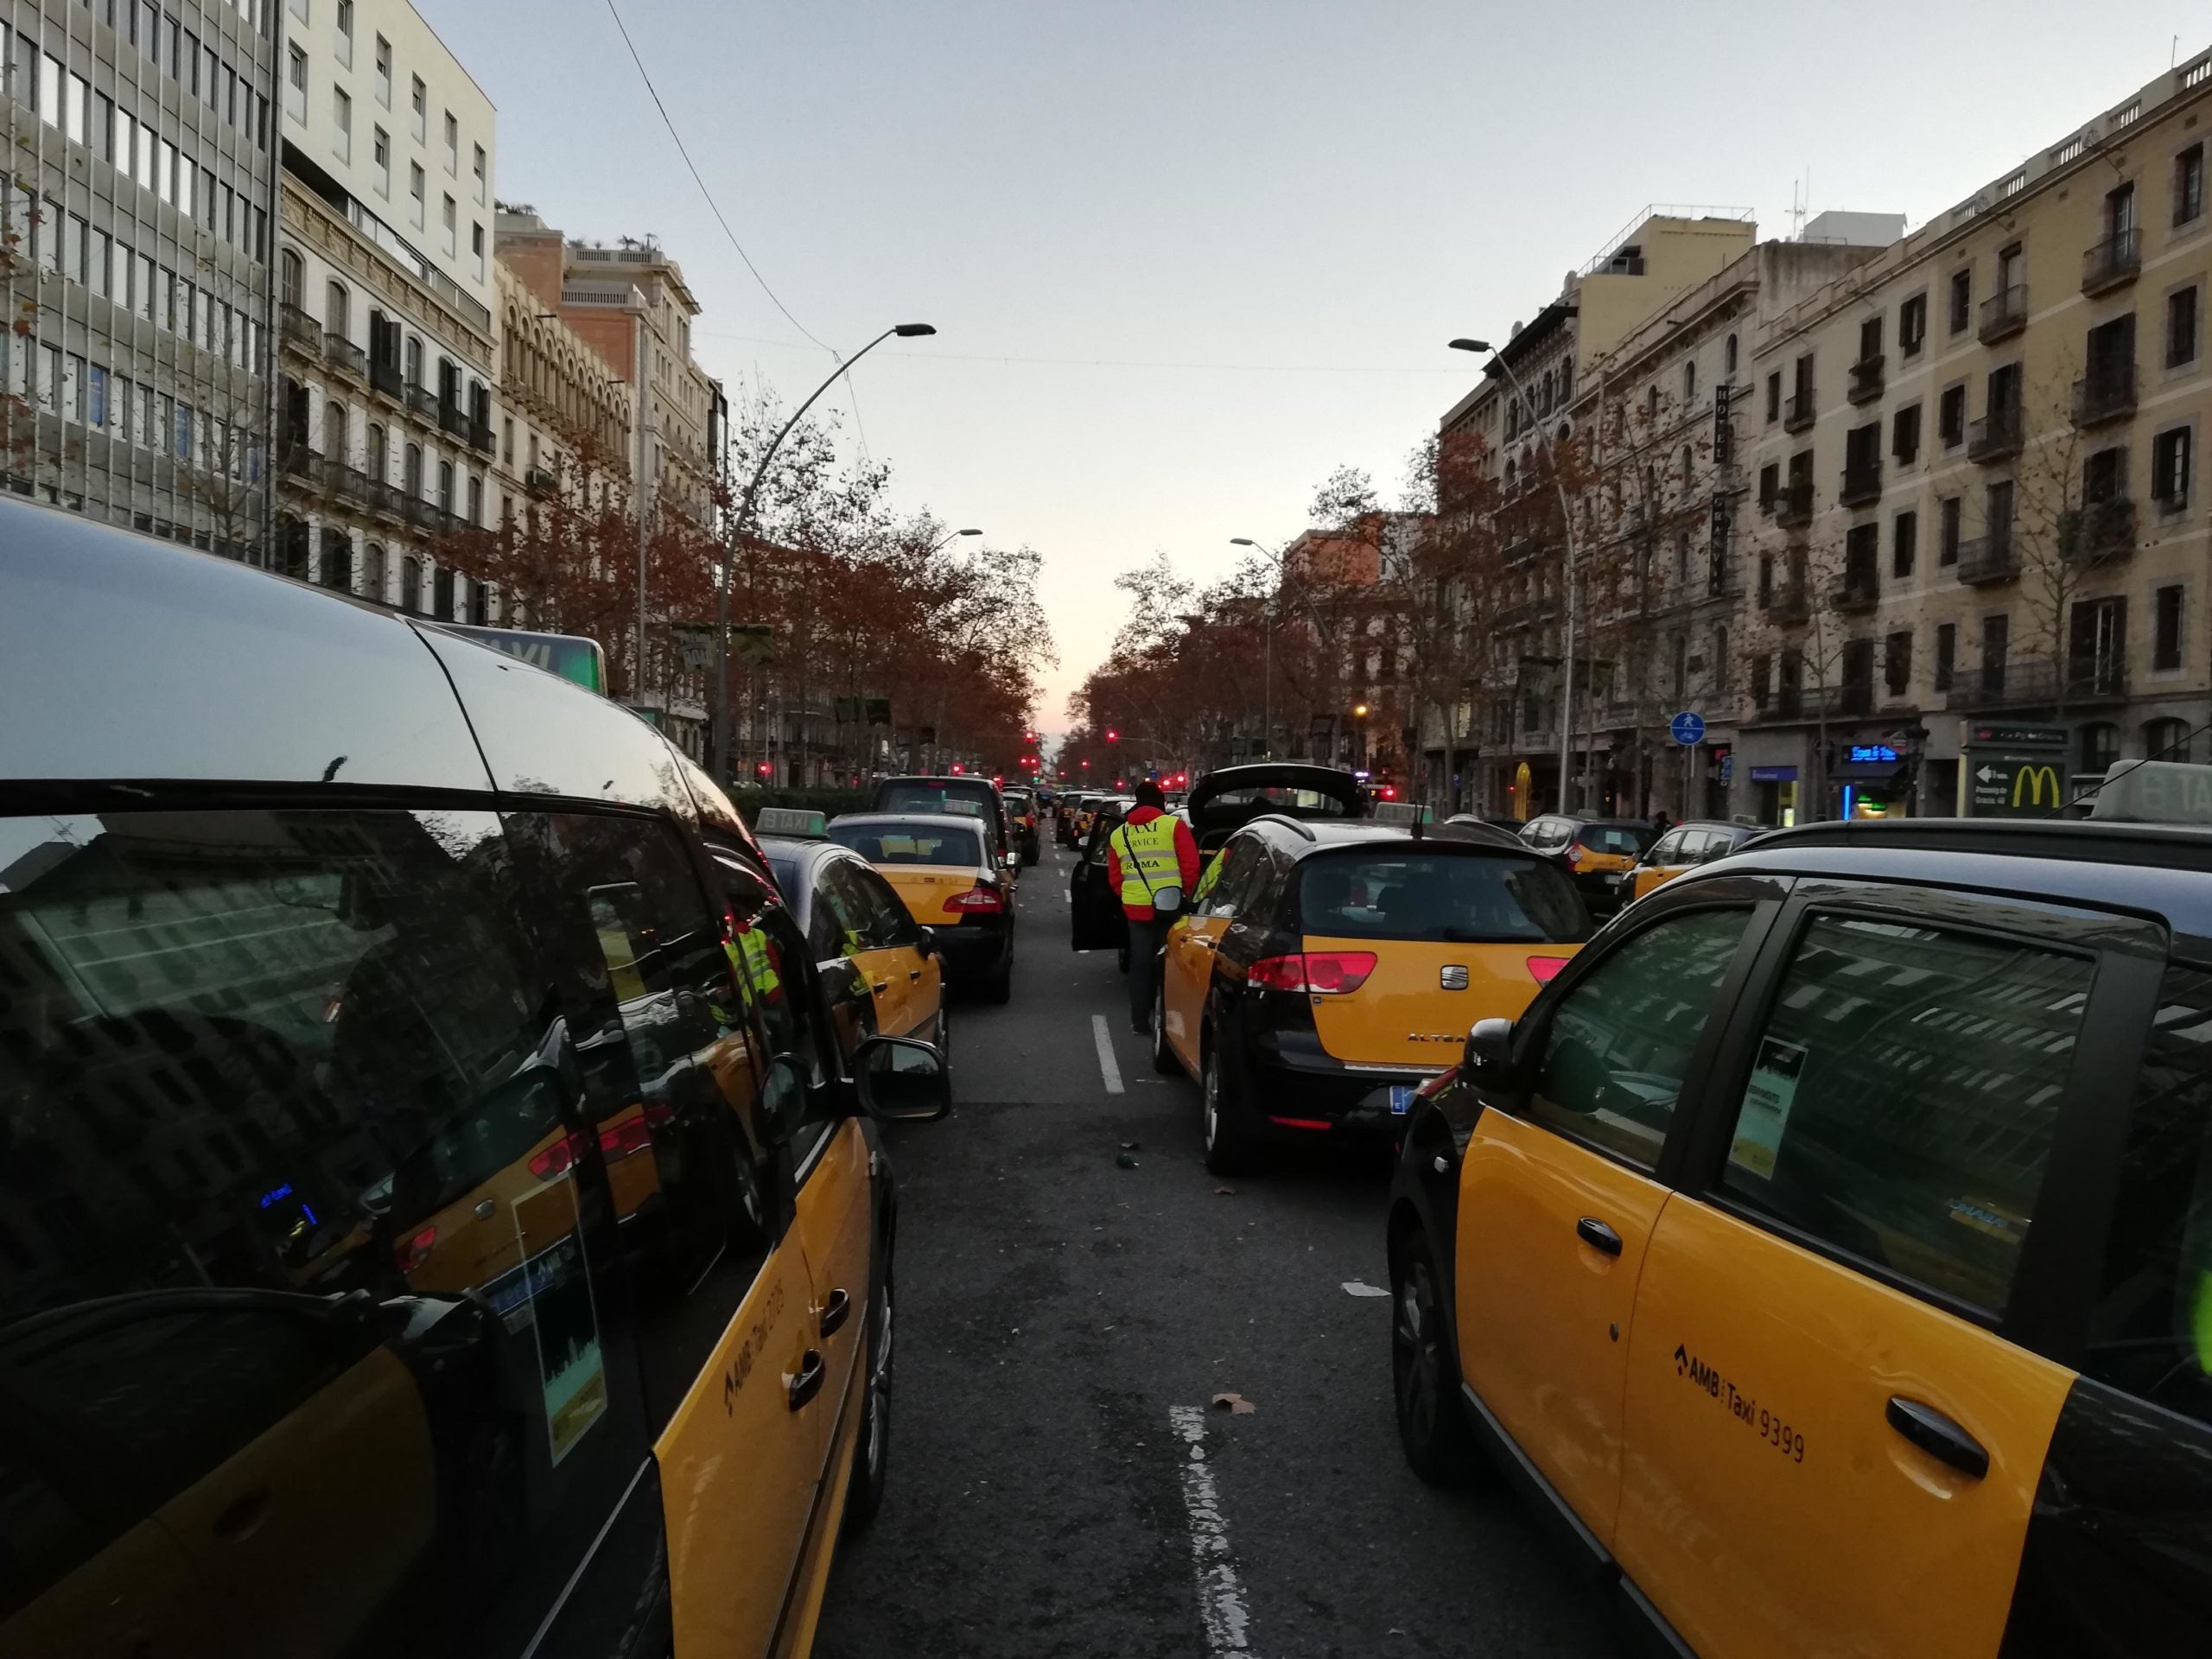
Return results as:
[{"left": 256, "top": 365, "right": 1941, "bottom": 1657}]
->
[
  {"left": 915, "top": 925, "right": 938, "bottom": 960},
  {"left": 1462, "top": 1017, "right": 1518, "bottom": 1090},
  {"left": 854, "top": 1034, "right": 950, "bottom": 1122}
]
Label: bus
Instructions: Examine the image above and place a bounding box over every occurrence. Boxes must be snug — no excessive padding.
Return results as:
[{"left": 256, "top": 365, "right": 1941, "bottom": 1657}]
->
[{"left": 437, "top": 624, "right": 607, "bottom": 694}]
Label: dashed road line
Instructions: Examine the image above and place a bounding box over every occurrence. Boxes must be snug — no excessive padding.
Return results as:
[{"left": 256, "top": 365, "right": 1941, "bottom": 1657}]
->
[
  {"left": 1091, "top": 1014, "right": 1124, "bottom": 1095},
  {"left": 1168, "top": 1403, "right": 1255, "bottom": 1653}
]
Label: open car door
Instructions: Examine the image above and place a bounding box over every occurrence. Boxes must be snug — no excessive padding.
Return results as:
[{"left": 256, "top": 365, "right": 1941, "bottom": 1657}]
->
[{"left": 1070, "top": 807, "right": 1129, "bottom": 952}]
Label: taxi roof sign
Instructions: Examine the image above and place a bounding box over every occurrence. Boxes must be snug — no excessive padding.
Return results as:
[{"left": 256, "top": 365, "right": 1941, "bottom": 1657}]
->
[
  {"left": 2087, "top": 760, "right": 2212, "bottom": 825},
  {"left": 753, "top": 806, "right": 829, "bottom": 837}
]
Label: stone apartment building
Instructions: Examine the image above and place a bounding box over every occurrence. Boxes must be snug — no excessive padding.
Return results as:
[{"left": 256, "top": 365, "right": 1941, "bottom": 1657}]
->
[
  {"left": 2, "top": 0, "right": 279, "bottom": 550},
  {"left": 1735, "top": 46, "right": 2212, "bottom": 823},
  {"left": 270, "top": 0, "right": 499, "bottom": 616}
]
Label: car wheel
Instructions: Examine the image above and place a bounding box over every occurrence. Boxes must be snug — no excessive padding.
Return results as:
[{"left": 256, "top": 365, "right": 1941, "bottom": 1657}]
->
[
  {"left": 842, "top": 1269, "right": 894, "bottom": 1532},
  {"left": 1150, "top": 978, "right": 1179, "bottom": 1075},
  {"left": 1201, "top": 1037, "right": 1257, "bottom": 1176},
  {"left": 1391, "top": 1235, "right": 1481, "bottom": 1486}
]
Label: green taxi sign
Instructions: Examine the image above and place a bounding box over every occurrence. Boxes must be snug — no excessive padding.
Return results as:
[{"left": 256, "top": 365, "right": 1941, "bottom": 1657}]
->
[
  {"left": 2087, "top": 760, "right": 2212, "bottom": 825},
  {"left": 753, "top": 807, "right": 829, "bottom": 837}
]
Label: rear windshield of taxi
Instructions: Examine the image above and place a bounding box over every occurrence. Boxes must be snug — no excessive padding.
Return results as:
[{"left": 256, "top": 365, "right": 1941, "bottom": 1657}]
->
[
  {"left": 1297, "top": 849, "right": 1590, "bottom": 944},
  {"left": 1573, "top": 823, "right": 1654, "bottom": 855},
  {"left": 830, "top": 823, "right": 983, "bottom": 868},
  {"left": 874, "top": 782, "right": 997, "bottom": 820}
]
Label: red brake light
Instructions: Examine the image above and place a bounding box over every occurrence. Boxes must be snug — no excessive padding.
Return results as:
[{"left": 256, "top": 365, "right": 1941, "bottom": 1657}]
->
[
  {"left": 528, "top": 1131, "right": 590, "bottom": 1180},
  {"left": 1248, "top": 950, "right": 1376, "bottom": 995},
  {"left": 395, "top": 1224, "right": 438, "bottom": 1273},
  {"left": 944, "top": 885, "right": 1006, "bottom": 915},
  {"left": 599, "top": 1115, "right": 654, "bottom": 1161},
  {"left": 1527, "top": 955, "right": 1572, "bottom": 984},
  {"left": 1565, "top": 843, "right": 1585, "bottom": 865}
]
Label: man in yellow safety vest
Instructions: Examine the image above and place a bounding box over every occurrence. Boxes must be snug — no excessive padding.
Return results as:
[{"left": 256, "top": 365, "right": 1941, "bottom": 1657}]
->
[{"left": 1106, "top": 779, "right": 1201, "bottom": 1034}]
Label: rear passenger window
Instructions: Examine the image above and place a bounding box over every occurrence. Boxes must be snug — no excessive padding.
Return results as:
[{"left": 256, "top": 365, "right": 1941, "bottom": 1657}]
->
[
  {"left": 2089, "top": 965, "right": 2212, "bottom": 1423},
  {"left": 1718, "top": 914, "right": 2094, "bottom": 1315},
  {"left": 1202, "top": 837, "right": 1267, "bottom": 918},
  {"left": 1529, "top": 908, "right": 1753, "bottom": 1169}
]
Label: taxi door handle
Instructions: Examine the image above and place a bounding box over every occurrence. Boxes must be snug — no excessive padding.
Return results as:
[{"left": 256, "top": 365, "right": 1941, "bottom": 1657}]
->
[
  {"left": 787, "top": 1349, "right": 826, "bottom": 1412},
  {"left": 211, "top": 1484, "right": 272, "bottom": 1541},
  {"left": 909, "top": 968, "right": 923, "bottom": 982},
  {"left": 1575, "top": 1217, "right": 1624, "bottom": 1256},
  {"left": 1192, "top": 936, "right": 1217, "bottom": 951},
  {"left": 818, "top": 1287, "right": 851, "bottom": 1338},
  {"left": 872, "top": 980, "right": 889, "bottom": 995},
  {"left": 1885, "top": 1396, "right": 1989, "bottom": 1479}
]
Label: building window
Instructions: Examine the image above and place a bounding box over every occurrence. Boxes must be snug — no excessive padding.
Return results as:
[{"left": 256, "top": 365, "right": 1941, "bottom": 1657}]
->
[
  {"left": 1899, "top": 292, "right": 1927, "bottom": 356},
  {"left": 1764, "top": 371, "right": 1781, "bottom": 424},
  {"left": 333, "top": 86, "right": 351, "bottom": 162},
  {"left": 1681, "top": 359, "right": 1697, "bottom": 405},
  {"left": 1940, "top": 495, "right": 1961, "bottom": 566},
  {"left": 443, "top": 111, "right": 459, "bottom": 175},
  {"left": 472, "top": 222, "right": 485, "bottom": 283},
  {"left": 372, "top": 126, "right": 390, "bottom": 195},
  {"left": 467, "top": 473, "right": 483, "bottom": 525},
  {"left": 285, "top": 44, "right": 307, "bottom": 122},
  {"left": 1725, "top": 333, "right": 1738, "bottom": 376},
  {"left": 1892, "top": 401, "right": 1922, "bottom": 463},
  {"left": 2080, "top": 721, "right": 2120, "bottom": 778},
  {"left": 442, "top": 194, "right": 456, "bottom": 256},
  {"left": 409, "top": 162, "right": 425, "bottom": 229},
  {"left": 2179, "top": 142, "right": 2208, "bottom": 228},
  {"left": 400, "top": 555, "right": 422, "bottom": 613},
  {"left": 439, "top": 459, "right": 454, "bottom": 513},
  {"left": 335, "top": 0, "right": 353, "bottom": 67},
  {"left": 1980, "top": 613, "right": 2010, "bottom": 696},
  {"left": 375, "top": 35, "right": 392, "bottom": 107},
  {"left": 2145, "top": 715, "right": 2191, "bottom": 764},
  {"left": 2154, "top": 583, "right": 2184, "bottom": 671},
  {"left": 2169, "top": 284, "right": 2200, "bottom": 368},
  {"left": 2152, "top": 425, "right": 2193, "bottom": 512},
  {"left": 473, "top": 143, "right": 487, "bottom": 205},
  {"left": 326, "top": 280, "right": 349, "bottom": 341},
  {"left": 1938, "top": 384, "right": 1967, "bottom": 448},
  {"left": 410, "top": 74, "right": 427, "bottom": 141},
  {"left": 1892, "top": 509, "right": 1917, "bottom": 579},
  {"left": 1948, "top": 268, "right": 1972, "bottom": 335},
  {"left": 1884, "top": 630, "right": 1912, "bottom": 696}
]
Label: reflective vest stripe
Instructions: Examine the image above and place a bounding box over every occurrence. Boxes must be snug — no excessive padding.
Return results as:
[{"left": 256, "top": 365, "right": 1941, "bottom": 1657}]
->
[{"left": 1111, "top": 815, "right": 1183, "bottom": 909}]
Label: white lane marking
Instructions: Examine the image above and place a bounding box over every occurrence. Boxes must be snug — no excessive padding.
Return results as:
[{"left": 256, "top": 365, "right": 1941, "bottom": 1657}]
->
[
  {"left": 1091, "top": 1014, "right": 1125, "bottom": 1095},
  {"left": 1168, "top": 1403, "right": 1255, "bottom": 1653}
]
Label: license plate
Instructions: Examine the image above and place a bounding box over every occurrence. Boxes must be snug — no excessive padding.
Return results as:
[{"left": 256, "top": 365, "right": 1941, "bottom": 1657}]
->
[{"left": 1389, "top": 1084, "right": 1416, "bottom": 1115}]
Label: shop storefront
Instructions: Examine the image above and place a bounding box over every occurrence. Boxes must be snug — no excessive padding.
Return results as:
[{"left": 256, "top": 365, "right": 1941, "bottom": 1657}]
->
[{"left": 1829, "top": 741, "right": 1915, "bottom": 819}]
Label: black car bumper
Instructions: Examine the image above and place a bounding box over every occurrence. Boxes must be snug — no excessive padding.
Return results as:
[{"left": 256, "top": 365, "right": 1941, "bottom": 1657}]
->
[{"left": 1237, "top": 1027, "right": 1440, "bottom": 1135}]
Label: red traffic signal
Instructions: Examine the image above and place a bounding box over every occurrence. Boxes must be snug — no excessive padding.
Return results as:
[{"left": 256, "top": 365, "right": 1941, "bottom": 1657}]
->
[{"left": 1105, "top": 728, "right": 1119, "bottom": 742}]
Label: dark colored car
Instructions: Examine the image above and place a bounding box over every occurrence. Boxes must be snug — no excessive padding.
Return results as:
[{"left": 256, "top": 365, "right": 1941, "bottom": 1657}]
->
[
  {"left": 1001, "top": 786, "right": 1043, "bottom": 866},
  {"left": 0, "top": 499, "right": 948, "bottom": 1658},
  {"left": 1516, "top": 813, "right": 1658, "bottom": 914},
  {"left": 869, "top": 775, "right": 1015, "bottom": 875},
  {"left": 1386, "top": 815, "right": 2212, "bottom": 1659},
  {"left": 1143, "top": 814, "right": 1589, "bottom": 1173}
]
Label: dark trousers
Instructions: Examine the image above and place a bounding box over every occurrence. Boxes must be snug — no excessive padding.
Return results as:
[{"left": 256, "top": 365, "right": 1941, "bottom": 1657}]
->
[{"left": 1127, "top": 913, "right": 1167, "bottom": 1032}]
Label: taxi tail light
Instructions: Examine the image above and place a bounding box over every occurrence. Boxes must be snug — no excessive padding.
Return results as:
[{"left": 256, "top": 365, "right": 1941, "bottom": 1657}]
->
[
  {"left": 944, "top": 885, "right": 1006, "bottom": 915},
  {"left": 600, "top": 1115, "right": 655, "bottom": 1161},
  {"left": 1527, "top": 955, "right": 1572, "bottom": 984},
  {"left": 528, "top": 1131, "right": 590, "bottom": 1180},
  {"left": 1249, "top": 950, "right": 1377, "bottom": 995},
  {"left": 1266, "top": 1115, "right": 1333, "bottom": 1130},
  {"left": 395, "top": 1224, "right": 438, "bottom": 1273},
  {"left": 1565, "top": 842, "right": 1586, "bottom": 865}
]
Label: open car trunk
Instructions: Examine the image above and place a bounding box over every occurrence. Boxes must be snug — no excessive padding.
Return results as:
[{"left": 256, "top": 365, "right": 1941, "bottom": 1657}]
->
[{"left": 1185, "top": 763, "right": 1364, "bottom": 854}]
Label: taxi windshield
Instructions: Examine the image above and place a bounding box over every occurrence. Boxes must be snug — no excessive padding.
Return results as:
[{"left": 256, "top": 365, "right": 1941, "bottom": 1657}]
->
[
  {"left": 1575, "top": 824, "right": 1654, "bottom": 855},
  {"left": 877, "top": 782, "right": 996, "bottom": 817},
  {"left": 1299, "top": 850, "right": 1590, "bottom": 944},
  {"left": 830, "top": 823, "right": 984, "bottom": 868}
]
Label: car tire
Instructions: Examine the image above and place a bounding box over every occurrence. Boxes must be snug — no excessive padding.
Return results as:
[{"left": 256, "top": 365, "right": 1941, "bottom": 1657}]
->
[
  {"left": 984, "top": 962, "right": 1013, "bottom": 1004},
  {"left": 1391, "top": 1235, "right": 1482, "bottom": 1487},
  {"left": 842, "top": 1268, "right": 894, "bottom": 1533},
  {"left": 1149, "top": 979, "right": 1179, "bottom": 1075},
  {"left": 1201, "top": 1037, "right": 1258, "bottom": 1176}
]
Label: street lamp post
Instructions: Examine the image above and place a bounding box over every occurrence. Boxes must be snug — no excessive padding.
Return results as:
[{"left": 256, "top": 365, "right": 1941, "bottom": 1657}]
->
[
  {"left": 1451, "top": 337, "right": 1580, "bottom": 816},
  {"left": 931, "top": 526, "right": 982, "bottom": 553},
  {"left": 1229, "top": 536, "right": 1280, "bottom": 760},
  {"left": 711, "top": 324, "right": 938, "bottom": 783}
]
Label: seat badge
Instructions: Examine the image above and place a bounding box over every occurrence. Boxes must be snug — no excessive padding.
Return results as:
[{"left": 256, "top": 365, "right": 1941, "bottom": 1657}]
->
[{"left": 1440, "top": 964, "right": 1470, "bottom": 991}]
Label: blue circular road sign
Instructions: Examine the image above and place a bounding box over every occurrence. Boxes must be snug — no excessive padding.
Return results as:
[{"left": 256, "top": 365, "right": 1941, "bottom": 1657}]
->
[{"left": 1670, "top": 711, "right": 1706, "bottom": 746}]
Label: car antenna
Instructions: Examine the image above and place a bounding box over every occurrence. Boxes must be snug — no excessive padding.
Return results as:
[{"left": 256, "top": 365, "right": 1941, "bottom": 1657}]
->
[{"left": 1411, "top": 813, "right": 1425, "bottom": 842}]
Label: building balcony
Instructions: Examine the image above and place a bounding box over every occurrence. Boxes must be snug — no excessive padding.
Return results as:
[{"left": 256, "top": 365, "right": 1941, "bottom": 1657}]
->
[
  {"left": 468, "top": 418, "right": 495, "bottom": 454},
  {"left": 524, "top": 465, "right": 558, "bottom": 496},
  {"left": 1839, "top": 461, "right": 1882, "bottom": 507},
  {"left": 2059, "top": 498, "right": 2135, "bottom": 565},
  {"left": 323, "top": 335, "right": 367, "bottom": 381},
  {"left": 367, "top": 480, "right": 405, "bottom": 520},
  {"left": 1944, "top": 657, "right": 2129, "bottom": 711},
  {"left": 1496, "top": 597, "right": 1558, "bottom": 631},
  {"left": 1956, "top": 533, "right": 2018, "bottom": 585},
  {"left": 281, "top": 443, "right": 321, "bottom": 480},
  {"left": 1831, "top": 570, "right": 1880, "bottom": 613},
  {"left": 1706, "top": 559, "right": 1742, "bottom": 600},
  {"left": 1770, "top": 480, "right": 1815, "bottom": 528},
  {"left": 1503, "top": 535, "right": 1543, "bottom": 569},
  {"left": 2082, "top": 227, "right": 2142, "bottom": 296},
  {"left": 404, "top": 384, "right": 439, "bottom": 422},
  {"left": 1847, "top": 355, "right": 1885, "bottom": 404},
  {"left": 2071, "top": 364, "right": 2137, "bottom": 427},
  {"left": 1765, "top": 584, "right": 1812, "bottom": 626},
  {"left": 370, "top": 357, "right": 404, "bottom": 401},
  {"left": 320, "top": 459, "right": 372, "bottom": 505},
  {"left": 438, "top": 401, "right": 471, "bottom": 442},
  {"left": 1978, "top": 284, "right": 2029, "bottom": 344},
  {"left": 279, "top": 302, "right": 323, "bottom": 356},
  {"left": 1967, "top": 404, "right": 2024, "bottom": 462},
  {"left": 1783, "top": 389, "right": 1817, "bottom": 434}
]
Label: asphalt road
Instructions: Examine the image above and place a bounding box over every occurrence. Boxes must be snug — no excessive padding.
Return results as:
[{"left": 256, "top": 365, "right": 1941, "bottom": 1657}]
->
[{"left": 814, "top": 842, "right": 1625, "bottom": 1659}]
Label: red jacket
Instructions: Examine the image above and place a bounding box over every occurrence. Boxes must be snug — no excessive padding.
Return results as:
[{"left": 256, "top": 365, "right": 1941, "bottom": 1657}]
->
[{"left": 1106, "top": 806, "right": 1201, "bottom": 921}]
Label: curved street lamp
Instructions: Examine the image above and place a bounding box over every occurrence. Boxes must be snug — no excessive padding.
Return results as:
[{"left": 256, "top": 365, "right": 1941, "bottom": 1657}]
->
[
  {"left": 712, "top": 324, "right": 937, "bottom": 781},
  {"left": 1451, "top": 336, "right": 1580, "bottom": 814}
]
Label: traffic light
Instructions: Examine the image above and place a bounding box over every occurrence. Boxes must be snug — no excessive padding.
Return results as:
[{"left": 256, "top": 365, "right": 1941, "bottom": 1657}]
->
[{"left": 1105, "top": 728, "right": 1119, "bottom": 742}]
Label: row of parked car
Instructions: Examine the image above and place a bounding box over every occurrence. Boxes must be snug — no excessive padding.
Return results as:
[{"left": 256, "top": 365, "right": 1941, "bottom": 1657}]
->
[{"left": 0, "top": 499, "right": 963, "bottom": 1659}]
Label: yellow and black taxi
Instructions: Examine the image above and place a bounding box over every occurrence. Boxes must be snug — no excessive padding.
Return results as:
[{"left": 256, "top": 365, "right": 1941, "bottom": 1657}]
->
[
  {"left": 1517, "top": 812, "right": 1657, "bottom": 915},
  {"left": 1619, "top": 818, "right": 1765, "bottom": 904},
  {"left": 870, "top": 774, "right": 1016, "bottom": 881},
  {"left": 0, "top": 497, "right": 949, "bottom": 1659},
  {"left": 1141, "top": 808, "right": 1590, "bottom": 1174},
  {"left": 1001, "top": 785, "right": 1042, "bottom": 866},
  {"left": 1387, "top": 803, "right": 2212, "bottom": 1658},
  {"left": 829, "top": 811, "right": 1017, "bottom": 1003},
  {"left": 756, "top": 829, "right": 949, "bottom": 1062},
  {"left": 1056, "top": 791, "right": 1093, "bottom": 847}
]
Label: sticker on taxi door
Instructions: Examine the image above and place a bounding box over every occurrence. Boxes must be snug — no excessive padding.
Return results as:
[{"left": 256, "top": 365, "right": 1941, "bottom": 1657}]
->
[{"left": 1729, "top": 1037, "right": 1806, "bottom": 1179}]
